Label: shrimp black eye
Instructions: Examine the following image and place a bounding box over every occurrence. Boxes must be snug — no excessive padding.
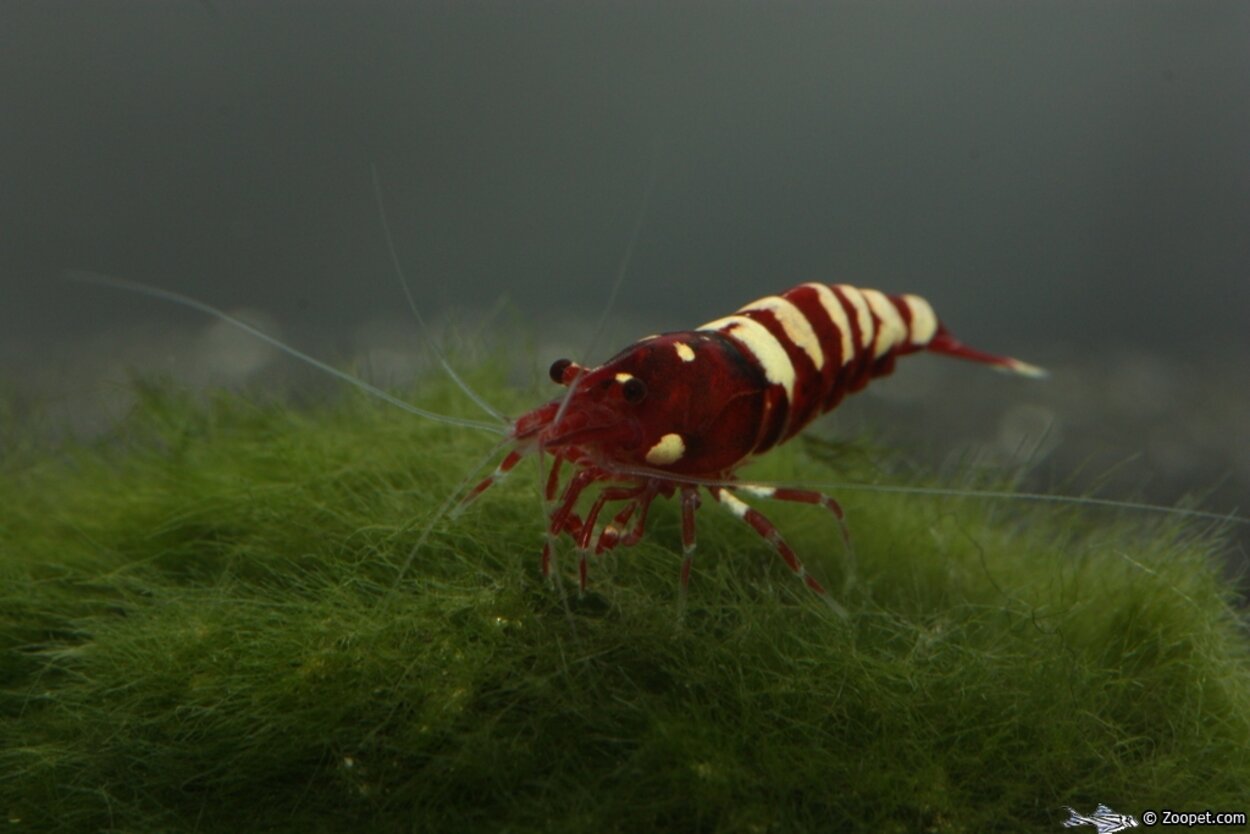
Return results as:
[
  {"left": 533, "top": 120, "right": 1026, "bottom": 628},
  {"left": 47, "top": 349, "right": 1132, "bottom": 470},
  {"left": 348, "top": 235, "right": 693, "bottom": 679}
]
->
[
  {"left": 549, "top": 358, "right": 572, "bottom": 384},
  {"left": 621, "top": 376, "right": 647, "bottom": 404}
]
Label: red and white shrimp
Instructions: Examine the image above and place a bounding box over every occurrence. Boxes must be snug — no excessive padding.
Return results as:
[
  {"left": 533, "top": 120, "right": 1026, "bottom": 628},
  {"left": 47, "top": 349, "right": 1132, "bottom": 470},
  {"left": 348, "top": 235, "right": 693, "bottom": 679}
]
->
[
  {"left": 464, "top": 282, "right": 1046, "bottom": 600},
  {"left": 76, "top": 269, "right": 1244, "bottom": 608}
]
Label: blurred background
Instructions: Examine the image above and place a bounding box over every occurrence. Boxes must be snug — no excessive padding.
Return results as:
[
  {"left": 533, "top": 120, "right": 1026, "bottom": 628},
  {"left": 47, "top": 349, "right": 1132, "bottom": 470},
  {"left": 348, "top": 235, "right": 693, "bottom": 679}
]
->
[{"left": 3, "top": 2, "right": 1247, "bottom": 568}]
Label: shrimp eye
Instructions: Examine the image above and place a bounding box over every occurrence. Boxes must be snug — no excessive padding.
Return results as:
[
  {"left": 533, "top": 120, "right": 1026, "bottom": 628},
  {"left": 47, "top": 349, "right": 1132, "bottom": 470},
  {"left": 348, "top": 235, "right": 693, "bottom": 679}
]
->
[
  {"left": 549, "top": 358, "right": 572, "bottom": 384},
  {"left": 621, "top": 376, "right": 647, "bottom": 404}
]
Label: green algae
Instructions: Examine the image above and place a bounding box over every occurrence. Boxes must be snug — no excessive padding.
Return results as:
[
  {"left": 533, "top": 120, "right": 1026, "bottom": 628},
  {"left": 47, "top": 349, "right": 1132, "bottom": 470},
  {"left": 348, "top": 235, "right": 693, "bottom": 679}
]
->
[{"left": 1, "top": 374, "right": 1247, "bottom": 833}]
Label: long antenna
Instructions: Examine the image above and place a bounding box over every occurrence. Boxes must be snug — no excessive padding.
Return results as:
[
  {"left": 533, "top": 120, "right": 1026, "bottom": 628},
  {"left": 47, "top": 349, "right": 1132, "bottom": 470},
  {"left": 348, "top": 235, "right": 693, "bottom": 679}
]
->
[
  {"left": 67, "top": 270, "right": 508, "bottom": 436},
  {"left": 553, "top": 151, "right": 659, "bottom": 431},
  {"left": 383, "top": 435, "right": 513, "bottom": 602},
  {"left": 582, "top": 153, "right": 660, "bottom": 368},
  {"left": 369, "top": 163, "right": 509, "bottom": 424},
  {"left": 605, "top": 463, "right": 1247, "bottom": 526}
]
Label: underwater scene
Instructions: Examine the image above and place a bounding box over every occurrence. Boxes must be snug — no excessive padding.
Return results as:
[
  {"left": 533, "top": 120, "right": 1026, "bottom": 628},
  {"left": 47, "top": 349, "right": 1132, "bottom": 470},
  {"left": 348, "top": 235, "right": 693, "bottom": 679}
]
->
[{"left": 4, "top": 3, "right": 1249, "bottom": 832}]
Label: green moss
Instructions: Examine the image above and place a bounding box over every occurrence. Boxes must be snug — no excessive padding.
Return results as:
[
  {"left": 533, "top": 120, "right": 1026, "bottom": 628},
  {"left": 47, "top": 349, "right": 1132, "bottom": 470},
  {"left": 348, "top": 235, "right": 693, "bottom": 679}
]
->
[{"left": 2, "top": 373, "right": 1247, "bottom": 833}]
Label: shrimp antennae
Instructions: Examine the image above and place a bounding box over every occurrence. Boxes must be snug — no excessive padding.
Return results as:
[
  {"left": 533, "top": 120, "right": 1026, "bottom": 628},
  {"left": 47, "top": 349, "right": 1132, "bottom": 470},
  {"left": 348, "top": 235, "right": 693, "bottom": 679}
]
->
[
  {"left": 65, "top": 270, "right": 508, "bottom": 436},
  {"left": 607, "top": 463, "right": 1247, "bottom": 526},
  {"left": 582, "top": 150, "right": 660, "bottom": 374},
  {"left": 384, "top": 435, "right": 514, "bottom": 602},
  {"left": 809, "top": 481, "right": 1247, "bottom": 525},
  {"left": 369, "top": 163, "right": 508, "bottom": 424},
  {"left": 553, "top": 151, "right": 659, "bottom": 431}
]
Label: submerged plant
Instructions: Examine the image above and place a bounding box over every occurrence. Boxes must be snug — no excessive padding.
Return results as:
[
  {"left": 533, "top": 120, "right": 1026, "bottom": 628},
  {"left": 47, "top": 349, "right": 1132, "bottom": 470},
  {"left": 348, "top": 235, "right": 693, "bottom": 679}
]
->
[{"left": 2, "top": 372, "right": 1247, "bottom": 833}]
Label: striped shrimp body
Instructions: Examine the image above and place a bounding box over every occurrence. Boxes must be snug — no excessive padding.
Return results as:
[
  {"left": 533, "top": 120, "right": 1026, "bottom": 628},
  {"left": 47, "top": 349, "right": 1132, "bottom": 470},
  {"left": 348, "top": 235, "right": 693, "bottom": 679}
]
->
[{"left": 469, "top": 282, "right": 1046, "bottom": 599}]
